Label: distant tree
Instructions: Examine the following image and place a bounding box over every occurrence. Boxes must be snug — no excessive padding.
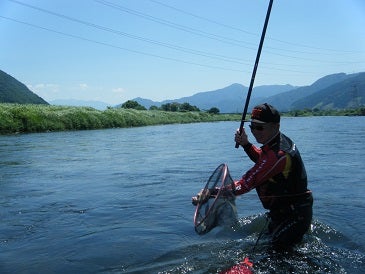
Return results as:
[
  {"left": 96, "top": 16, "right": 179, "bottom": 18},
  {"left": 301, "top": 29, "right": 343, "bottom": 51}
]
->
[
  {"left": 180, "top": 102, "right": 200, "bottom": 112},
  {"left": 179, "top": 102, "right": 190, "bottom": 112},
  {"left": 161, "top": 103, "right": 171, "bottom": 111},
  {"left": 208, "top": 107, "right": 220, "bottom": 114},
  {"left": 121, "top": 100, "right": 146, "bottom": 110},
  {"left": 170, "top": 102, "right": 179, "bottom": 112},
  {"left": 149, "top": 105, "right": 159, "bottom": 110},
  {"left": 361, "top": 107, "right": 365, "bottom": 116},
  {"left": 161, "top": 102, "right": 179, "bottom": 112},
  {"left": 160, "top": 102, "right": 200, "bottom": 112}
]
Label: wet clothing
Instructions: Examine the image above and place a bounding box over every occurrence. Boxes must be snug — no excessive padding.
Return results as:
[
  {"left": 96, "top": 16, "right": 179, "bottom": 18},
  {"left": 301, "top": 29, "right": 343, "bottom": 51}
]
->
[
  {"left": 234, "top": 132, "right": 313, "bottom": 248},
  {"left": 268, "top": 198, "right": 312, "bottom": 249}
]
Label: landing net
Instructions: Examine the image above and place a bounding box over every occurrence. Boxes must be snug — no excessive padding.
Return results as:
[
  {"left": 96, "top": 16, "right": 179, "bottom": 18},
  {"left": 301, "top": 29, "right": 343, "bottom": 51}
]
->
[{"left": 193, "top": 163, "right": 237, "bottom": 235}]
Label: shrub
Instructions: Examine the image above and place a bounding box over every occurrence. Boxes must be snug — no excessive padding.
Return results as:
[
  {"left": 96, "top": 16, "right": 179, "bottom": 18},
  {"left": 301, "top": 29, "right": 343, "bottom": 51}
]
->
[
  {"left": 121, "top": 100, "right": 146, "bottom": 110},
  {"left": 208, "top": 107, "right": 220, "bottom": 114}
]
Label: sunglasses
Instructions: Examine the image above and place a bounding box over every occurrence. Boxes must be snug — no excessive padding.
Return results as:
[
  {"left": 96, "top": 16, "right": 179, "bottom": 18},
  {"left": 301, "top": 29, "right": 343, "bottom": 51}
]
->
[{"left": 249, "top": 124, "right": 267, "bottom": 131}]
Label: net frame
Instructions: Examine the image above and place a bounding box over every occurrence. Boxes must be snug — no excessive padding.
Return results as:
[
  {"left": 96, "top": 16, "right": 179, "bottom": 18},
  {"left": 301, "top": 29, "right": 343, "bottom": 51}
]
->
[{"left": 193, "top": 163, "right": 235, "bottom": 235}]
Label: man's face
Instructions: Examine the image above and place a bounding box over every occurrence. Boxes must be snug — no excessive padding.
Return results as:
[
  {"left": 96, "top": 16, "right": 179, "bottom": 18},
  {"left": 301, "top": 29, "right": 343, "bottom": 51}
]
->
[{"left": 249, "top": 122, "right": 279, "bottom": 144}]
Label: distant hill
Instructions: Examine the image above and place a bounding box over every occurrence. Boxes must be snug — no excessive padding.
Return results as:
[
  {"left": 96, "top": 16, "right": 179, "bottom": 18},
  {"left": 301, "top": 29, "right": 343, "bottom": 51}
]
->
[
  {"left": 132, "top": 83, "right": 295, "bottom": 113},
  {"left": 291, "top": 72, "right": 365, "bottom": 110},
  {"left": 133, "top": 72, "right": 365, "bottom": 113},
  {"left": 161, "top": 84, "right": 296, "bottom": 113},
  {"left": 0, "top": 70, "right": 48, "bottom": 104},
  {"left": 264, "top": 73, "right": 362, "bottom": 111},
  {"left": 2, "top": 69, "right": 363, "bottom": 112}
]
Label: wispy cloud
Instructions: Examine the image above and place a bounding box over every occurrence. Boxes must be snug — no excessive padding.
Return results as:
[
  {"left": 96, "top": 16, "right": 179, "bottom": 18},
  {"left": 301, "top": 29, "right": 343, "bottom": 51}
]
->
[
  {"left": 28, "top": 83, "right": 60, "bottom": 93},
  {"left": 27, "top": 82, "right": 128, "bottom": 105}
]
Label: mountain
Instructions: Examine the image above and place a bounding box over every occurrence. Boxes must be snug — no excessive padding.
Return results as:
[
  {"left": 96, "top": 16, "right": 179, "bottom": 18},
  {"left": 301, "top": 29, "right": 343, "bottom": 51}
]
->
[
  {"left": 133, "top": 72, "right": 364, "bottom": 113},
  {"left": 163, "top": 84, "right": 296, "bottom": 113},
  {"left": 264, "top": 73, "right": 359, "bottom": 111},
  {"left": 0, "top": 70, "right": 48, "bottom": 104},
  {"left": 2, "top": 69, "right": 363, "bottom": 112},
  {"left": 133, "top": 83, "right": 295, "bottom": 113},
  {"left": 291, "top": 72, "right": 365, "bottom": 110}
]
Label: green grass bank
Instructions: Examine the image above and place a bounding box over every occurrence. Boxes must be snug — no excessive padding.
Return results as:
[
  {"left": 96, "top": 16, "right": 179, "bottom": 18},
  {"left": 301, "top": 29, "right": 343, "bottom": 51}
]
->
[
  {"left": 0, "top": 104, "right": 241, "bottom": 134},
  {"left": 1, "top": 103, "right": 363, "bottom": 135}
]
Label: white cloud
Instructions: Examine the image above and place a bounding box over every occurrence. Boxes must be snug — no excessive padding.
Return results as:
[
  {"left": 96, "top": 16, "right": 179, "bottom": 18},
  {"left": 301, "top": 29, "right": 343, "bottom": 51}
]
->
[
  {"left": 28, "top": 83, "right": 60, "bottom": 93},
  {"left": 27, "top": 83, "right": 61, "bottom": 102},
  {"left": 26, "top": 82, "right": 128, "bottom": 105}
]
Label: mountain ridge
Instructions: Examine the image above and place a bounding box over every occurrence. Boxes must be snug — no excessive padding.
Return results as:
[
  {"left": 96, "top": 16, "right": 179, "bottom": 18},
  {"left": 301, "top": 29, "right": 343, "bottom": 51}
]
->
[
  {"left": 133, "top": 72, "right": 365, "bottom": 113},
  {"left": 0, "top": 69, "right": 48, "bottom": 105},
  {"left": 1, "top": 69, "right": 364, "bottom": 112}
]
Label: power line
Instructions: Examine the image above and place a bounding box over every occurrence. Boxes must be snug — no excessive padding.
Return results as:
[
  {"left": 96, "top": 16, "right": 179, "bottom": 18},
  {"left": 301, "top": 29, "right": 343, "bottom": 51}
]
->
[
  {"left": 7, "top": 0, "right": 363, "bottom": 64},
  {"left": 94, "top": 0, "right": 258, "bottom": 50},
  {"left": 6, "top": 0, "right": 256, "bottom": 64},
  {"left": 148, "top": 0, "right": 364, "bottom": 54},
  {"left": 4, "top": 12, "right": 360, "bottom": 78},
  {"left": 95, "top": 0, "right": 364, "bottom": 59},
  {"left": 0, "top": 15, "right": 248, "bottom": 73},
  {"left": 3, "top": 0, "right": 364, "bottom": 73},
  {"left": 148, "top": 0, "right": 260, "bottom": 37}
]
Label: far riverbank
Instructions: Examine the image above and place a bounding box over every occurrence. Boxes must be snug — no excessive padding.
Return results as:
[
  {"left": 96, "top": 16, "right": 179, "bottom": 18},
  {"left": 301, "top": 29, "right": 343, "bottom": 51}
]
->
[
  {"left": 0, "top": 103, "right": 241, "bottom": 134},
  {"left": 0, "top": 103, "right": 363, "bottom": 134}
]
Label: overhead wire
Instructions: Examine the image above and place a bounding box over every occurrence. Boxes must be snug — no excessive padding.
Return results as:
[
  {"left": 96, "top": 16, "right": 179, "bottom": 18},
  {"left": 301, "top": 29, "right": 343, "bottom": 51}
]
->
[
  {"left": 4, "top": 0, "right": 256, "bottom": 64},
  {"left": 0, "top": 15, "right": 248, "bottom": 73},
  {"left": 94, "top": 0, "right": 259, "bottom": 50},
  {"left": 0, "top": 13, "right": 307, "bottom": 74},
  {"left": 94, "top": 0, "right": 364, "bottom": 64},
  {"left": 148, "top": 0, "right": 364, "bottom": 54},
  {"left": 2, "top": 0, "right": 364, "bottom": 75}
]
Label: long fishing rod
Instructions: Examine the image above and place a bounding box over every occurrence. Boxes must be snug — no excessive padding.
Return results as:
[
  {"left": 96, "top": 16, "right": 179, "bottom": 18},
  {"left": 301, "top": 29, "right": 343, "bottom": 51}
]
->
[{"left": 235, "top": 0, "right": 274, "bottom": 148}]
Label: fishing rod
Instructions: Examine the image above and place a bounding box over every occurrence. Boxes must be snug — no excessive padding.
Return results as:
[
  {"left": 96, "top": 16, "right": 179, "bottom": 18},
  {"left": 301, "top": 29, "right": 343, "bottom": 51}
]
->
[{"left": 235, "top": 0, "right": 274, "bottom": 148}]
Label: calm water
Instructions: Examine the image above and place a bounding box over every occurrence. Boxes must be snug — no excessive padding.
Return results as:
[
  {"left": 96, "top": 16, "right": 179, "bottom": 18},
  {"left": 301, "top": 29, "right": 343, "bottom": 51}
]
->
[{"left": 0, "top": 116, "right": 364, "bottom": 273}]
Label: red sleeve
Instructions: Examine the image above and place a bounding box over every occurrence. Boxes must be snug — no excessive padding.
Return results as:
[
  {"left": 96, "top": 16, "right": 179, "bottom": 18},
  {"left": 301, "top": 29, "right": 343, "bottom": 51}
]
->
[
  {"left": 244, "top": 143, "right": 261, "bottom": 162},
  {"left": 234, "top": 150, "right": 287, "bottom": 195}
]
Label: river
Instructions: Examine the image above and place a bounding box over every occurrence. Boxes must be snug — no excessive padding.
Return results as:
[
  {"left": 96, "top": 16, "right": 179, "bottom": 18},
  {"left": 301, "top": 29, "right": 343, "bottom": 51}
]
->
[{"left": 0, "top": 116, "right": 364, "bottom": 273}]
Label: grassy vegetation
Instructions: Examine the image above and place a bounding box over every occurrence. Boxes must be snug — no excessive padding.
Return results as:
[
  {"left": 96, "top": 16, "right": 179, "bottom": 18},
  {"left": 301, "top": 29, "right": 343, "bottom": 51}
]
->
[
  {"left": 284, "top": 107, "right": 365, "bottom": 117},
  {"left": 1, "top": 103, "right": 363, "bottom": 135},
  {"left": 0, "top": 103, "right": 241, "bottom": 134}
]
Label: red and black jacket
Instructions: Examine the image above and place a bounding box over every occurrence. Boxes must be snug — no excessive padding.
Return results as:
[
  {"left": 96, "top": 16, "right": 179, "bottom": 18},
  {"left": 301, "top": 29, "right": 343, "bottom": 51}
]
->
[{"left": 234, "top": 132, "right": 311, "bottom": 210}]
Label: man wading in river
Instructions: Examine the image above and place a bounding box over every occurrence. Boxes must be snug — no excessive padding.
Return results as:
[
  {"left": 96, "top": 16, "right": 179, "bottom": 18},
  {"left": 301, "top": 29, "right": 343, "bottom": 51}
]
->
[{"left": 193, "top": 103, "right": 313, "bottom": 250}]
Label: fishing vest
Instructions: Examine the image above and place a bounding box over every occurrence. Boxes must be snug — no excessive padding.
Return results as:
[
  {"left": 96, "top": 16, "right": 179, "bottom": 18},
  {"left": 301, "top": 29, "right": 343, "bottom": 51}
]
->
[{"left": 256, "top": 133, "right": 310, "bottom": 210}]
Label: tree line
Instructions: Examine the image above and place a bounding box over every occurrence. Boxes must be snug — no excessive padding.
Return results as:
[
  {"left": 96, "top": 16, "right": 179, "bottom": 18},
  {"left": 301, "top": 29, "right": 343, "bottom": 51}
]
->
[
  {"left": 284, "top": 107, "right": 365, "bottom": 117},
  {"left": 121, "top": 100, "right": 220, "bottom": 114}
]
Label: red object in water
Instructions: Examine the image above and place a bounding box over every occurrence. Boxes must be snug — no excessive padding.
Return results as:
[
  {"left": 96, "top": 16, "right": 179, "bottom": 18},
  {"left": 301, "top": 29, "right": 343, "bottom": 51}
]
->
[{"left": 220, "top": 257, "right": 253, "bottom": 274}]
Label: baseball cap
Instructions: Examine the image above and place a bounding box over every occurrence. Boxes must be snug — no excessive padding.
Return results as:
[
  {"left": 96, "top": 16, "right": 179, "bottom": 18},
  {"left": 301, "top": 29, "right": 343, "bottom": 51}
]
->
[{"left": 249, "top": 103, "right": 280, "bottom": 124}]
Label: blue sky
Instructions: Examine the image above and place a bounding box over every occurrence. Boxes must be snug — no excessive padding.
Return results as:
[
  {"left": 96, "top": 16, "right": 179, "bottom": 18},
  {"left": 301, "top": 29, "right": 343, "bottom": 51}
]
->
[{"left": 1, "top": 0, "right": 364, "bottom": 105}]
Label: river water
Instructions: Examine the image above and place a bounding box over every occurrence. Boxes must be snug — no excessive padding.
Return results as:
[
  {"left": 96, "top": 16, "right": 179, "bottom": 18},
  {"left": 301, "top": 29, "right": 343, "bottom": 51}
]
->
[{"left": 0, "top": 116, "right": 364, "bottom": 273}]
